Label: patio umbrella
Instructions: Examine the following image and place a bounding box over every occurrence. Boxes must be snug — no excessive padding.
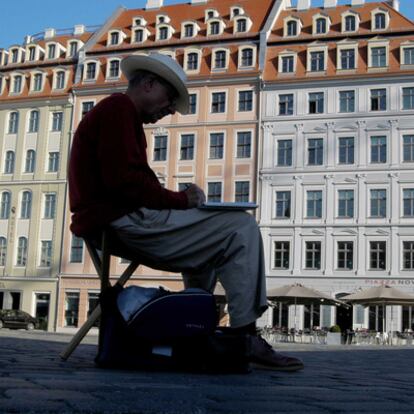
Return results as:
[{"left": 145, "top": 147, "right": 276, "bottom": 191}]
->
[
  {"left": 342, "top": 285, "right": 414, "bottom": 334},
  {"left": 267, "top": 283, "right": 347, "bottom": 333}
]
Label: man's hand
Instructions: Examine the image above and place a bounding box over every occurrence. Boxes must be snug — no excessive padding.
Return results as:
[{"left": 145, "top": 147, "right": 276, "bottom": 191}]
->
[{"left": 184, "top": 184, "right": 206, "bottom": 208}]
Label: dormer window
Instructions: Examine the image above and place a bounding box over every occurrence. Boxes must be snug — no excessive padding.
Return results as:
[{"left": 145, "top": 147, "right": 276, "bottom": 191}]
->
[
  {"left": 371, "top": 9, "right": 389, "bottom": 31},
  {"left": 135, "top": 18, "right": 142, "bottom": 26},
  {"left": 184, "top": 24, "right": 194, "bottom": 38},
  {"left": 240, "top": 47, "right": 254, "bottom": 68},
  {"left": 55, "top": 71, "right": 66, "bottom": 89},
  {"left": 110, "top": 32, "right": 119, "bottom": 45},
  {"left": 69, "top": 41, "right": 78, "bottom": 57},
  {"left": 316, "top": 18, "right": 327, "bottom": 34},
  {"left": 134, "top": 29, "right": 144, "bottom": 42},
  {"left": 210, "top": 21, "right": 220, "bottom": 35},
  {"left": 11, "top": 49, "right": 19, "bottom": 63},
  {"left": 233, "top": 8, "right": 240, "bottom": 17},
  {"left": 12, "top": 75, "right": 23, "bottom": 93},
  {"left": 159, "top": 16, "right": 165, "bottom": 24},
  {"left": 213, "top": 49, "right": 227, "bottom": 69},
  {"left": 375, "top": 13, "right": 386, "bottom": 30},
  {"left": 187, "top": 53, "right": 199, "bottom": 71},
  {"left": 33, "top": 73, "right": 43, "bottom": 92},
  {"left": 345, "top": 15, "right": 356, "bottom": 32},
  {"left": 85, "top": 62, "right": 97, "bottom": 80},
  {"left": 208, "top": 11, "right": 214, "bottom": 19},
  {"left": 236, "top": 19, "right": 247, "bottom": 33},
  {"left": 287, "top": 20, "right": 297, "bottom": 36},
  {"left": 48, "top": 44, "right": 56, "bottom": 59},
  {"left": 158, "top": 27, "right": 169, "bottom": 40},
  {"left": 108, "top": 59, "right": 120, "bottom": 78},
  {"left": 28, "top": 47, "right": 36, "bottom": 61}
]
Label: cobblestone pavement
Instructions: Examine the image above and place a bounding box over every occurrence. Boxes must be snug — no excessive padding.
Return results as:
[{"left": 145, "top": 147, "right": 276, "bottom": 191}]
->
[{"left": 0, "top": 329, "right": 413, "bottom": 414}]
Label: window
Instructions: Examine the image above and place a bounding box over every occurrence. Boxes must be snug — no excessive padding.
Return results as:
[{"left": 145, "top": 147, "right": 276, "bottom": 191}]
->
[
  {"left": 48, "top": 44, "right": 56, "bottom": 59},
  {"left": 307, "top": 191, "right": 322, "bottom": 218},
  {"left": 87, "top": 292, "right": 100, "bottom": 325},
  {"left": 277, "top": 140, "right": 292, "bottom": 166},
  {"left": 338, "top": 190, "right": 354, "bottom": 218},
  {"left": 25, "top": 150, "right": 36, "bottom": 173},
  {"left": 159, "top": 27, "right": 168, "bottom": 40},
  {"left": 184, "top": 24, "right": 194, "bottom": 38},
  {"left": 338, "top": 137, "right": 354, "bottom": 164},
  {"left": 305, "top": 241, "right": 321, "bottom": 269},
  {"left": 85, "top": 62, "right": 96, "bottom": 80},
  {"left": 209, "top": 133, "right": 224, "bottom": 159},
  {"left": 237, "top": 132, "right": 251, "bottom": 158},
  {"left": 238, "top": 91, "right": 253, "bottom": 111},
  {"left": 110, "top": 32, "right": 119, "bottom": 45},
  {"left": 370, "top": 189, "right": 386, "bottom": 217},
  {"left": 403, "top": 241, "right": 414, "bottom": 269},
  {"left": 20, "top": 191, "right": 32, "bottom": 219},
  {"left": 287, "top": 21, "right": 297, "bottom": 36},
  {"left": 180, "top": 134, "right": 194, "bottom": 160},
  {"left": 309, "top": 92, "right": 324, "bottom": 114},
  {"left": 178, "top": 182, "right": 191, "bottom": 191},
  {"left": 44, "top": 193, "right": 56, "bottom": 219},
  {"left": 370, "top": 241, "right": 386, "bottom": 269},
  {"left": 69, "top": 42, "right": 78, "bottom": 57},
  {"left": 279, "top": 94, "right": 293, "bottom": 115},
  {"left": 214, "top": 50, "right": 226, "bottom": 69},
  {"left": 210, "top": 21, "right": 220, "bottom": 35},
  {"left": 339, "top": 90, "right": 355, "bottom": 113},
  {"left": 48, "top": 152, "right": 60, "bottom": 172},
  {"left": 109, "top": 60, "right": 120, "bottom": 78},
  {"left": 403, "top": 135, "right": 414, "bottom": 162},
  {"left": 370, "top": 136, "right": 386, "bottom": 163},
  {"left": 4, "top": 151, "right": 15, "bottom": 174},
  {"left": 274, "top": 242, "right": 290, "bottom": 269},
  {"left": 11, "top": 49, "right": 19, "bottom": 63},
  {"left": 12, "top": 75, "right": 22, "bottom": 93},
  {"left": 236, "top": 19, "right": 247, "bottom": 33},
  {"left": 207, "top": 11, "right": 214, "bottom": 19},
  {"left": 316, "top": 18, "right": 327, "bottom": 34},
  {"left": 207, "top": 182, "right": 222, "bottom": 202},
  {"left": 28, "top": 47, "right": 36, "bottom": 61},
  {"left": 371, "top": 89, "right": 386, "bottom": 111},
  {"left": 153, "top": 135, "right": 167, "bottom": 161},
  {"left": 308, "top": 138, "right": 323, "bottom": 165},
  {"left": 81, "top": 101, "right": 94, "bottom": 118},
  {"left": 403, "top": 88, "right": 414, "bottom": 110},
  {"left": 0, "top": 77, "right": 3, "bottom": 93},
  {"left": 374, "top": 13, "right": 386, "bottom": 30},
  {"left": 211, "top": 92, "right": 226, "bottom": 113},
  {"left": 337, "top": 242, "right": 353, "bottom": 270},
  {"left": 404, "top": 48, "right": 414, "bottom": 65},
  {"left": 403, "top": 189, "right": 414, "bottom": 217},
  {"left": 233, "top": 8, "right": 240, "bottom": 17},
  {"left": 8, "top": 112, "right": 19, "bottom": 134},
  {"left": 16, "top": 237, "right": 28, "bottom": 266},
  {"left": 70, "top": 234, "right": 83, "bottom": 263},
  {"left": 276, "top": 191, "right": 291, "bottom": 218},
  {"left": 33, "top": 74, "right": 42, "bottom": 91},
  {"left": 235, "top": 181, "right": 249, "bottom": 202},
  {"left": 51, "top": 112, "right": 63, "bottom": 131},
  {"left": 0, "top": 237, "right": 6, "bottom": 266},
  {"left": 40, "top": 241, "right": 52, "bottom": 267},
  {"left": 371, "top": 47, "right": 386, "bottom": 67},
  {"left": 0, "top": 192, "right": 11, "bottom": 219},
  {"left": 56, "top": 71, "right": 65, "bottom": 89},
  {"left": 281, "top": 56, "right": 294, "bottom": 73},
  {"left": 28, "top": 110, "right": 39, "bottom": 133},
  {"left": 65, "top": 292, "right": 79, "bottom": 327},
  {"left": 310, "top": 51, "right": 324, "bottom": 72},
  {"left": 158, "top": 17, "right": 165, "bottom": 23},
  {"left": 188, "top": 94, "right": 196, "bottom": 115},
  {"left": 187, "top": 53, "right": 198, "bottom": 71},
  {"left": 134, "top": 29, "right": 144, "bottom": 42},
  {"left": 340, "top": 49, "right": 355, "bottom": 70},
  {"left": 241, "top": 48, "right": 253, "bottom": 67},
  {"left": 345, "top": 15, "right": 356, "bottom": 32}
]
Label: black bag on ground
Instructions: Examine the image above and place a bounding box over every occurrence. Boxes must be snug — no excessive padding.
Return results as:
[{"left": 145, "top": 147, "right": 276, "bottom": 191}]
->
[{"left": 95, "top": 285, "right": 251, "bottom": 373}]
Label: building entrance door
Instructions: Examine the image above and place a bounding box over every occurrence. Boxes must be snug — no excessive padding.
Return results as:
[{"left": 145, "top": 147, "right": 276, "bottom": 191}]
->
[
  {"left": 35, "top": 293, "right": 50, "bottom": 330},
  {"left": 335, "top": 293, "right": 353, "bottom": 332}
]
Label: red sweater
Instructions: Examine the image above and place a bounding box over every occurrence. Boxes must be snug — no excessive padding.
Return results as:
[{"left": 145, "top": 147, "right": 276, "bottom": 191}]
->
[{"left": 68, "top": 93, "right": 188, "bottom": 238}]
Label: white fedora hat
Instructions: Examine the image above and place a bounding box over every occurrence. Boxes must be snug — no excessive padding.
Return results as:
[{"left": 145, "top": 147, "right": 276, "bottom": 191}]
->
[{"left": 121, "top": 53, "right": 189, "bottom": 114}]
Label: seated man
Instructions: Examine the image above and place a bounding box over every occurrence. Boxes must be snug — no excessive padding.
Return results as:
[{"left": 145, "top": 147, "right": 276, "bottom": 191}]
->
[{"left": 68, "top": 53, "right": 303, "bottom": 371}]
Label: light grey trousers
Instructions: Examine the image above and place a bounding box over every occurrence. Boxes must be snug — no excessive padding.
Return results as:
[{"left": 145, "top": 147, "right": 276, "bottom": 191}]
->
[{"left": 109, "top": 207, "right": 268, "bottom": 328}]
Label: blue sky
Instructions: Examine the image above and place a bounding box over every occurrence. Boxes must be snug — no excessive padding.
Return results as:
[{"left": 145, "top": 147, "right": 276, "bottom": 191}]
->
[{"left": 1, "top": 0, "right": 413, "bottom": 49}]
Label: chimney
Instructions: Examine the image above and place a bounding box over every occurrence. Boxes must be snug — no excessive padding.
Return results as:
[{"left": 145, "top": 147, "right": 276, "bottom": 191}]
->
[
  {"left": 351, "top": 0, "right": 365, "bottom": 6},
  {"left": 191, "top": 0, "right": 208, "bottom": 4},
  {"left": 74, "top": 25, "right": 85, "bottom": 35},
  {"left": 389, "top": 0, "right": 399, "bottom": 12},
  {"left": 145, "top": 0, "right": 163, "bottom": 10},
  {"left": 24, "top": 35, "right": 32, "bottom": 45},
  {"left": 324, "top": 0, "right": 337, "bottom": 8},
  {"left": 297, "top": 0, "right": 311, "bottom": 11},
  {"left": 44, "top": 28, "right": 56, "bottom": 39}
]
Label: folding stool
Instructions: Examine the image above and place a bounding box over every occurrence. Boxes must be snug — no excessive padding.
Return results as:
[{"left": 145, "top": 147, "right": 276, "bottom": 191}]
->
[{"left": 60, "top": 229, "right": 140, "bottom": 360}]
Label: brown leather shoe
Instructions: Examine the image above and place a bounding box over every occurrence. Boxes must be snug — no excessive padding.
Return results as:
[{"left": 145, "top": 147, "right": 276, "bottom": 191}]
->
[{"left": 250, "top": 335, "right": 304, "bottom": 371}]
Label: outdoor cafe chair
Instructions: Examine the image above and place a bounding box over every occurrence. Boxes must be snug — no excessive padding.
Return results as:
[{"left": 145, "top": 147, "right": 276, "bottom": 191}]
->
[{"left": 60, "top": 229, "right": 140, "bottom": 360}]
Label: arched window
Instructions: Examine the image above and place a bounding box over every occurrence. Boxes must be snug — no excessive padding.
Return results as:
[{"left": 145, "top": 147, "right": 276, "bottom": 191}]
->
[
  {"left": 184, "top": 24, "right": 194, "bottom": 37},
  {"left": 12, "top": 75, "right": 22, "bottom": 93},
  {"left": 345, "top": 15, "right": 356, "bottom": 32},
  {"left": 134, "top": 29, "right": 144, "bottom": 42},
  {"left": 85, "top": 62, "right": 97, "bottom": 80},
  {"left": 8, "top": 111, "right": 19, "bottom": 134},
  {"left": 33, "top": 73, "right": 43, "bottom": 91},
  {"left": 4, "top": 151, "right": 15, "bottom": 174},
  {"left": 375, "top": 13, "right": 386, "bottom": 30},
  {"left": 16, "top": 237, "right": 28, "bottom": 266},
  {"left": 0, "top": 237, "right": 7, "bottom": 266},
  {"left": 241, "top": 48, "right": 254, "bottom": 67},
  {"left": 287, "top": 20, "right": 297, "bottom": 36},
  {"left": 0, "top": 192, "right": 11, "bottom": 219},
  {"left": 20, "top": 191, "right": 32, "bottom": 219},
  {"left": 25, "top": 150, "right": 36, "bottom": 173},
  {"left": 214, "top": 50, "right": 226, "bottom": 69},
  {"left": 28, "top": 110, "right": 39, "bottom": 133},
  {"left": 236, "top": 19, "right": 247, "bottom": 33},
  {"left": 69, "top": 42, "right": 78, "bottom": 57},
  {"left": 316, "top": 18, "right": 327, "bottom": 34},
  {"left": 109, "top": 60, "right": 120, "bottom": 78},
  {"left": 210, "top": 21, "right": 220, "bottom": 35}
]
